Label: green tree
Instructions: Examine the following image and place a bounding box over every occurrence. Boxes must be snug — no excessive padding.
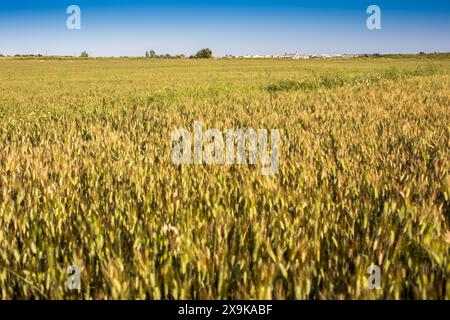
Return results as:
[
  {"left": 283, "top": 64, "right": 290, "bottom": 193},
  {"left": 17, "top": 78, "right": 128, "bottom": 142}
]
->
[
  {"left": 192, "top": 48, "right": 213, "bottom": 59},
  {"left": 80, "top": 51, "right": 89, "bottom": 58},
  {"left": 146, "top": 50, "right": 157, "bottom": 58}
]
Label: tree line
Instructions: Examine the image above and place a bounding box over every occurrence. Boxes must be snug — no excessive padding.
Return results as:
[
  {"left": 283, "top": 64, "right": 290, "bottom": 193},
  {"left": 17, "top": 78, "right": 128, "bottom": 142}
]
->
[{"left": 145, "top": 48, "right": 212, "bottom": 59}]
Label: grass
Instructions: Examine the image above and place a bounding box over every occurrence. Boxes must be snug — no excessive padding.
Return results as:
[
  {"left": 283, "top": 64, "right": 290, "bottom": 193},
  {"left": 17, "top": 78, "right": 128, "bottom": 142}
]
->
[
  {"left": 266, "top": 65, "right": 438, "bottom": 92},
  {"left": 0, "top": 57, "right": 449, "bottom": 299}
]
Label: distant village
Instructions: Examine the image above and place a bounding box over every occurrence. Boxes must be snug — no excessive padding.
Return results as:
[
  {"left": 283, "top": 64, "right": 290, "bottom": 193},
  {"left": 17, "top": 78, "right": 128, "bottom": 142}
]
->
[{"left": 223, "top": 53, "right": 375, "bottom": 59}]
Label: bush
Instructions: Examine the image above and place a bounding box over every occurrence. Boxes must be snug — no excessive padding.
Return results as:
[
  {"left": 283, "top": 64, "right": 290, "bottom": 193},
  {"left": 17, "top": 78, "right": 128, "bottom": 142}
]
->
[
  {"left": 191, "top": 48, "right": 213, "bottom": 59},
  {"left": 145, "top": 50, "right": 157, "bottom": 58}
]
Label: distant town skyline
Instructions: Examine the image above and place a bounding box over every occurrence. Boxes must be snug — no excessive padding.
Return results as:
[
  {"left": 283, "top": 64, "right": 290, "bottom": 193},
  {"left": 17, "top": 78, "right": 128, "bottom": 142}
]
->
[{"left": 1, "top": 0, "right": 449, "bottom": 57}]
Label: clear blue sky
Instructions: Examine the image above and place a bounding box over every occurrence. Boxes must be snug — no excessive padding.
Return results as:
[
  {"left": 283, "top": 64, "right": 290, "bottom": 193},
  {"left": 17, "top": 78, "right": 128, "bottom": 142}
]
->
[{"left": 0, "top": 0, "right": 449, "bottom": 56}]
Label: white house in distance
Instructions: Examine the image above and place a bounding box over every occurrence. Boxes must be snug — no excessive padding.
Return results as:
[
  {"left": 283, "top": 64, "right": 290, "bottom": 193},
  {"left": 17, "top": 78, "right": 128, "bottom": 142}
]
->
[{"left": 227, "top": 53, "right": 366, "bottom": 59}]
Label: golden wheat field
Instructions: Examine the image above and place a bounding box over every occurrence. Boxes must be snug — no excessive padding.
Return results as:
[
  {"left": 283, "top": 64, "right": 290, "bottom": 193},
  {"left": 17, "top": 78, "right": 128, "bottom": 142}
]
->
[{"left": 0, "top": 56, "right": 449, "bottom": 299}]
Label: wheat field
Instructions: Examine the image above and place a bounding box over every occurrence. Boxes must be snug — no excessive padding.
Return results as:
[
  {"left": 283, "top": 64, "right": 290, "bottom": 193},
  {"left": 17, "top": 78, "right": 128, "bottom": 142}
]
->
[{"left": 0, "top": 56, "right": 449, "bottom": 299}]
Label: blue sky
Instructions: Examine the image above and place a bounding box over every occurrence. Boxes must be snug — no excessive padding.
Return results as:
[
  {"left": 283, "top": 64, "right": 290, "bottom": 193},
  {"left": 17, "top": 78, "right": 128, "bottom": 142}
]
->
[{"left": 0, "top": 0, "right": 449, "bottom": 56}]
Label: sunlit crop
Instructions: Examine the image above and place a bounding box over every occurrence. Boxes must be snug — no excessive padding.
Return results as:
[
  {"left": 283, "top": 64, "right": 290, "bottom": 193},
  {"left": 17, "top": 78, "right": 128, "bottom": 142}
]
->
[{"left": 0, "top": 57, "right": 449, "bottom": 299}]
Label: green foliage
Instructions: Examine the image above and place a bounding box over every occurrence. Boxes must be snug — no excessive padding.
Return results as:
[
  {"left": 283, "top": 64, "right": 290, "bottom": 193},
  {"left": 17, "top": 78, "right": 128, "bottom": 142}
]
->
[
  {"left": 145, "top": 50, "right": 185, "bottom": 59},
  {"left": 191, "top": 48, "right": 213, "bottom": 59},
  {"left": 145, "top": 50, "right": 157, "bottom": 58},
  {"left": 80, "top": 51, "right": 89, "bottom": 58}
]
